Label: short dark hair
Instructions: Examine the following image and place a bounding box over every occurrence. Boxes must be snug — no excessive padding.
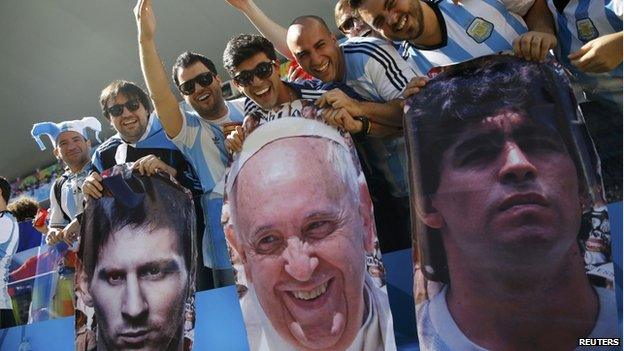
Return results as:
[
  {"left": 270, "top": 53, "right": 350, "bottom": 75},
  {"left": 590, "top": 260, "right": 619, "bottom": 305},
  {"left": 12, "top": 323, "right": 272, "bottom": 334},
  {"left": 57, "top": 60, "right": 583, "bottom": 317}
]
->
[
  {"left": 172, "top": 51, "right": 218, "bottom": 88},
  {"left": 6, "top": 197, "right": 38, "bottom": 221},
  {"left": 223, "top": 34, "right": 278, "bottom": 77},
  {"left": 406, "top": 55, "right": 596, "bottom": 283},
  {"left": 79, "top": 172, "right": 196, "bottom": 286},
  {"left": 408, "top": 55, "right": 586, "bottom": 197},
  {"left": 99, "top": 80, "right": 153, "bottom": 120},
  {"left": 0, "top": 177, "right": 11, "bottom": 204}
]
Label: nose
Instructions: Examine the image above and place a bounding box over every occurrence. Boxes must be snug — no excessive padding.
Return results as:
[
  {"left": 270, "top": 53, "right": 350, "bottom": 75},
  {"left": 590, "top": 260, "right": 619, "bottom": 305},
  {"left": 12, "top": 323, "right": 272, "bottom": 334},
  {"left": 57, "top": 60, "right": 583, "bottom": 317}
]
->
[
  {"left": 120, "top": 105, "right": 133, "bottom": 117},
  {"left": 283, "top": 237, "right": 319, "bottom": 282},
  {"left": 121, "top": 274, "right": 148, "bottom": 321},
  {"left": 498, "top": 141, "right": 537, "bottom": 184}
]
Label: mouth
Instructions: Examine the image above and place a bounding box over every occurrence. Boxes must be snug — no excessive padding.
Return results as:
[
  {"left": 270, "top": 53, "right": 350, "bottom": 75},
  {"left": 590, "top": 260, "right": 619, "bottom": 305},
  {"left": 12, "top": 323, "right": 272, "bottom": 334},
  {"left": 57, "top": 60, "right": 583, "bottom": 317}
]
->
[
  {"left": 118, "top": 329, "right": 151, "bottom": 345},
  {"left": 121, "top": 118, "right": 138, "bottom": 128},
  {"left": 313, "top": 61, "right": 330, "bottom": 74},
  {"left": 196, "top": 91, "right": 211, "bottom": 102},
  {"left": 290, "top": 280, "right": 329, "bottom": 301},
  {"left": 394, "top": 14, "right": 408, "bottom": 32},
  {"left": 499, "top": 193, "right": 549, "bottom": 211},
  {"left": 253, "top": 86, "right": 271, "bottom": 98}
]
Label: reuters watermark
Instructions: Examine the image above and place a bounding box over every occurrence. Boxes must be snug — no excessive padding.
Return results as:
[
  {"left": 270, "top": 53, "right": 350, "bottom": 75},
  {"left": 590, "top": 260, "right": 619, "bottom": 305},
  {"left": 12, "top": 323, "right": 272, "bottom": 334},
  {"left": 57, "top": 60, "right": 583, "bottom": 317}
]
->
[{"left": 578, "top": 338, "right": 621, "bottom": 347}]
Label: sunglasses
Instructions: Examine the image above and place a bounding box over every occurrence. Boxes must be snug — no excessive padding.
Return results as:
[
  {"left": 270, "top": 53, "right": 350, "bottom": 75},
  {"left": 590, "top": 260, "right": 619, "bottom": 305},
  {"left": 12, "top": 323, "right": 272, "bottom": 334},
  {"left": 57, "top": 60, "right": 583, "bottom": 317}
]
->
[
  {"left": 107, "top": 99, "right": 141, "bottom": 117},
  {"left": 338, "top": 17, "right": 357, "bottom": 34},
  {"left": 233, "top": 61, "right": 275, "bottom": 87},
  {"left": 178, "top": 72, "right": 215, "bottom": 96}
]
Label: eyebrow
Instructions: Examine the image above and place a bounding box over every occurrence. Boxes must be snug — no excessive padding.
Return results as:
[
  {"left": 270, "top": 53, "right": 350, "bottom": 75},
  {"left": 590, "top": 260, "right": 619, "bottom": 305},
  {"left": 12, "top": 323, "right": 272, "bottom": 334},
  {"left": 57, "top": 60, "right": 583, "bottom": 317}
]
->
[
  {"left": 96, "top": 259, "right": 182, "bottom": 278},
  {"left": 249, "top": 210, "right": 341, "bottom": 238}
]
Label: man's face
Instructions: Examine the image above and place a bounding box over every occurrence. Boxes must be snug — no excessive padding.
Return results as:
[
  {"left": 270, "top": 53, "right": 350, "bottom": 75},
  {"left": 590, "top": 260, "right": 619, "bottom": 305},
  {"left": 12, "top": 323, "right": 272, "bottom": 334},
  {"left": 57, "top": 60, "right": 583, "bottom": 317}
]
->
[
  {"left": 232, "top": 53, "right": 283, "bottom": 110},
  {"left": 356, "top": 0, "right": 424, "bottom": 41},
  {"left": 54, "top": 131, "right": 90, "bottom": 170},
  {"left": 427, "top": 112, "right": 582, "bottom": 266},
  {"left": 233, "top": 138, "right": 373, "bottom": 350},
  {"left": 177, "top": 61, "right": 224, "bottom": 118},
  {"left": 84, "top": 226, "right": 188, "bottom": 351},
  {"left": 287, "top": 20, "right": 344, "bottom": 83},
  {"left": 108, "top": 94, "right": 150, "bottom": 144}
]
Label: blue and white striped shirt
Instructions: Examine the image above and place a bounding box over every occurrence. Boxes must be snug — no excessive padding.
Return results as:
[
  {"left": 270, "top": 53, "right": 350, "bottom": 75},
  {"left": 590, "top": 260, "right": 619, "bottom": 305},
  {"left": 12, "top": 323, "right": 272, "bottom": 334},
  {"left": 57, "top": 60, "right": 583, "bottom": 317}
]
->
[
  {"left": 48, "top": 162, "right": 93, "bottom": 228},
  {"left": 546, "top": 0, "right": 622, "bottom": 105},
  {"left": 400, "top": 0, "right": 528, "bottom": 74},
  {"left": 341, "top": 36, "right": 417, "bottom": 198},
  {"left": 0, "top": 211, "right": 19, "bottom": 309},
  {"left": 170, "top": 98, "right": 245, "bottom": 269}
]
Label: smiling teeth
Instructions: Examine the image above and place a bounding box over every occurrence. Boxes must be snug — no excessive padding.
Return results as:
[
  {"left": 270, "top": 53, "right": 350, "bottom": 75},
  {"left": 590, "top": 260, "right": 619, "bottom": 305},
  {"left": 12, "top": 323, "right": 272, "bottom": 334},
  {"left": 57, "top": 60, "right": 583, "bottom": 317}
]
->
[
  {"left": 397, "top": 15, "right": 407, "bottom": 31},
  {"left": 316, "top": 61, "right": 329, "bottom": 73},
  {"left": 292, "top": 282, "right": 328, "bottom": 300},
  {"left": 198, "top": 93, "right": 209, "bottom": 101},
  {"left": 256, "top": 87, "right": 270, "bottom": 95}
]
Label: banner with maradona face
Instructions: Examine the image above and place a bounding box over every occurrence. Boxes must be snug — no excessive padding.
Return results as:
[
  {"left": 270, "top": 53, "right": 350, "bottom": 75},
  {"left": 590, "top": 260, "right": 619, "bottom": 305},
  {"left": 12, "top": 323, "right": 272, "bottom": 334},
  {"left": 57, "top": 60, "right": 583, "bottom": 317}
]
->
[{"left": 404, "top": 55, "right": 620, "bottom": 350}]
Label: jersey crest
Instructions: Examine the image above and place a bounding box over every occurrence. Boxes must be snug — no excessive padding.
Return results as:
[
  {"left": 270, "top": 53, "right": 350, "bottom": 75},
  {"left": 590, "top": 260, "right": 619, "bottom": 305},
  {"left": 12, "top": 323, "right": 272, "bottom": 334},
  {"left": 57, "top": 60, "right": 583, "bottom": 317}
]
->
[
  {"left": 466, "top": 17, "right": 494, "bottom": 43},
  {"left": 576, "top": 18, "right": 599, "bottom": 42}
]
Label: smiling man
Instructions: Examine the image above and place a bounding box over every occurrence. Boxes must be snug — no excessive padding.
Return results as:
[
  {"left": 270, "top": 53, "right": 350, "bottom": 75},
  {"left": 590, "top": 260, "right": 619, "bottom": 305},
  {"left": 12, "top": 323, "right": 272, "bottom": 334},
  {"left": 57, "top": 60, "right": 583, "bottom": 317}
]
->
[
  {"left": 77, "top": 171, "right": 195, "bottom": 351},
  {"left": 349, "top": 0, "right": 558, "bottom": 73},
  {"left": 225, "top": 118, "right": 396, "bottom": 350},
  {"left": 134, "top": 0, "right": 247, "bottom": 287},
  {"left": 406, "top": 56, "right": 618, "bottom": 350}
]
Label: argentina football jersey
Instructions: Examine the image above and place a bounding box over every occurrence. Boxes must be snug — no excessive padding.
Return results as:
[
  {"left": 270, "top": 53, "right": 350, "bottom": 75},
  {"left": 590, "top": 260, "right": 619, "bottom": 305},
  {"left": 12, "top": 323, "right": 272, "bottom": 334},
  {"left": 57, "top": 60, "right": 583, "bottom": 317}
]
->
[
  {"left": 340, "top": 36, "right": 417, "bottom": 197},
  {"left": 400, "top": 0, "right": 528, "bottom": 74},
  {"left": 546, "top": 0, "right": 622, "bottom": 104}
]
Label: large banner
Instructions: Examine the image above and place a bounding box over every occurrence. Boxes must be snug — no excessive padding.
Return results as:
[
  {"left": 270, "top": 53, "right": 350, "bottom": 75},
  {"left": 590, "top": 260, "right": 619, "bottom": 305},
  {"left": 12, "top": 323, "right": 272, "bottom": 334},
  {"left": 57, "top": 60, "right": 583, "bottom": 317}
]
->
[
  {"left": 222, "top": 118, "right": 397, "bottom": 350},
  {"left": 405, "top": 55, "right": 620, "bottom": 350},
  {"left": 75, "top": 165, "right": 197, "bottom": 351}
]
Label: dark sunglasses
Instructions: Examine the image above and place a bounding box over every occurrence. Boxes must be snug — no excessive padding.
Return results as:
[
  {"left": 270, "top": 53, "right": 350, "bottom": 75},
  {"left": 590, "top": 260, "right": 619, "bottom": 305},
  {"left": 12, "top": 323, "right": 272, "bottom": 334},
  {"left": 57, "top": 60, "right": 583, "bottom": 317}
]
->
[
  {"left": 233, "top": 61, "right": 275, "bottom": 87},
  {"left": 178, "top": 72, "right": 215, "bottom": 96},
  {"left": 107, "top": 99, "right": 141, "bottom": 117},
  {"left": 338, "top": 17, "right": 357, "bottom": 34}
]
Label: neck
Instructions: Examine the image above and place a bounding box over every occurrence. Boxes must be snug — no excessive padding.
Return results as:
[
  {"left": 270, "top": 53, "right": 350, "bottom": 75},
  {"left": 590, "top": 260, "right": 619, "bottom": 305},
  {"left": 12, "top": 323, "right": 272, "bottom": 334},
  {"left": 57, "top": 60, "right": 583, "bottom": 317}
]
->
[
  {"left": 68, "top": 159, "right": 89, "bottom": 174},
  {"left": 411, "top": 1, "right": 443, "bottom": 47},
  {"left": 277, "top": 83, "right": 297, "bottom": 105},
  {"left": 445, "top": 244, "right": 598, "bottom": 350},
  {"left": 201, "top": 100, "right": 229, "bottom": 121}
]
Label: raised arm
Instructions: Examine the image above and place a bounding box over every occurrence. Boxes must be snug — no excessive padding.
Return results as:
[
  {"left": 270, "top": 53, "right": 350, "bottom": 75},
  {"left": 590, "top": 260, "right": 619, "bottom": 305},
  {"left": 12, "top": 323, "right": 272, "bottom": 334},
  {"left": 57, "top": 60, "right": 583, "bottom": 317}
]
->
[
  {"left": 224, "top": 0, "right": 294, "bottom": 61},
  {"left": 134, "top": 0, "right": 185, "bottom": 138}
]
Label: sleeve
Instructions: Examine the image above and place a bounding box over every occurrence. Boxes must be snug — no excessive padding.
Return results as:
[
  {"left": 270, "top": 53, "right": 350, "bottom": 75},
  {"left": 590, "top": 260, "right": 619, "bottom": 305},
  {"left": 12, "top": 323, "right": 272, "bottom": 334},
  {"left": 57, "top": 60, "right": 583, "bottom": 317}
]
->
[
  {"left": 0, "top": 215, "right": 16, "bottom": 245},
  {"left": 364, "top": 39, "right": 418, "bottom": 101},
  {"left": 47, "top": 181, "right": 66, "bottom": 228},
  {"left": 169, "top": 107, "right": 199, "bottom": 151},
  {"left": 499, "top": 0, "right": 535, "bottom": 17},
  {"left": 91, "top": 148, "right": 104, "bottom": 173}
]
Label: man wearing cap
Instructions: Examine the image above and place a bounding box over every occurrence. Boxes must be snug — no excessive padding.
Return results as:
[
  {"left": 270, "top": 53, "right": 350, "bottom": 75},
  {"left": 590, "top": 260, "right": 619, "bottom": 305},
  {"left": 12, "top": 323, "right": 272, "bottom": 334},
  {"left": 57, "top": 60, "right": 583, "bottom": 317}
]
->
[
  {"left": 226, "top": 118, "right": 396, "bottom": 350},
  {"left": 30, "top": 117, "right": 101, "bottom": 241}
]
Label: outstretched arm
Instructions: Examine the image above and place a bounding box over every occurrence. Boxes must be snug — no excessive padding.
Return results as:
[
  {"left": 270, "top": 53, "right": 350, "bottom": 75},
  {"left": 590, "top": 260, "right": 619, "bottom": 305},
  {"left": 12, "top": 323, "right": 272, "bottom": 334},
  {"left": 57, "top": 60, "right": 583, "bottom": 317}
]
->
[
  {"left": 134, "top": 0, "right": 185, "bottom": 138},
  {"left": 225, "top": 0, "right": 294, "bottom": 61}
]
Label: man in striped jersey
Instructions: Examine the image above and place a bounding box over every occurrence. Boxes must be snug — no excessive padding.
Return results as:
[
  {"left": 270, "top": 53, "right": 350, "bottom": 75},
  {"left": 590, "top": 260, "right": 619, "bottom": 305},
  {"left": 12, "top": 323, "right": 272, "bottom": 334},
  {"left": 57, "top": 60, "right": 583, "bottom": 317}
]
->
[
  {"left": 134, "top": 0, "right": 246, "bottom": 288},
  {"left": 350, "top": 0, "right": 558, "bottom": 73},
  {"left": 545, "top": 0, "right": 622, "bottom": 201},
  {"left": 0, "top": 177, "right": 18, "bottom": 328}
]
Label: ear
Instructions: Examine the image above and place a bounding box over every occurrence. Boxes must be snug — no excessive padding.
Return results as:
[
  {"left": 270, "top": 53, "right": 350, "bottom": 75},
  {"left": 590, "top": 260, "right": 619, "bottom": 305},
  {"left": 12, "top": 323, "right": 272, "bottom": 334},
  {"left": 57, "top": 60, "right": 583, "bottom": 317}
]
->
[
  {"left": 214, "top": 74, "right": 223, "bottom": 86},
  {"left": 85, "top": 139, "right": 92, "bottom": 148},
  {"left": 357, "top": 181, "right": 376, "bottom": 253},
  {"left": 225, "top": 224, "right": 253, "bottom": 282},
  {"left": 76, "top": 260, "right": 94, "bottom": 308},
  {"left": 417, "top": 196, "right": 445, "bottom": 230}
]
